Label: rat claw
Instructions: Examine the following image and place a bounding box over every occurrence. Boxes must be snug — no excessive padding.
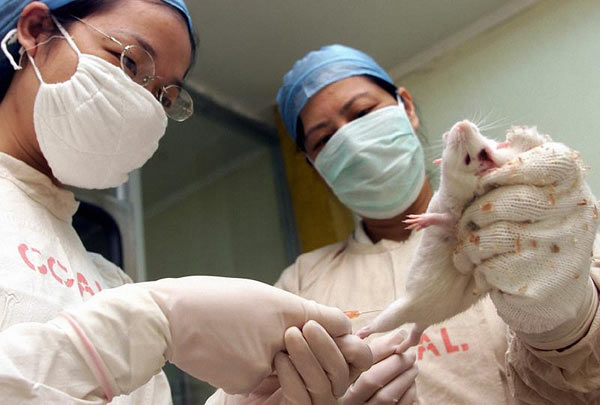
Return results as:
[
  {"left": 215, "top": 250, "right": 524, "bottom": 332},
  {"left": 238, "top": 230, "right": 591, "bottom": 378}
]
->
[{"left": 356, "top": 326, "right": 372, "bottom": 339}]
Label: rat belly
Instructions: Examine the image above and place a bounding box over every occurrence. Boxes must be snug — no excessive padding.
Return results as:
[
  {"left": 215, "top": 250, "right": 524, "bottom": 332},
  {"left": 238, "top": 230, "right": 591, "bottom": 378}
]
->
[{"left": 357, "top": 225, "right": 482, "bottom": 341}]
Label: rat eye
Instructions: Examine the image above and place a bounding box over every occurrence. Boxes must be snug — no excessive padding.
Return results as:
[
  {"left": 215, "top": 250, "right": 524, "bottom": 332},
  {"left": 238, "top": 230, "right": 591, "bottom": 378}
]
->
[
  {"left": 478, "top": 149, "right": 490, "bottom": 161},
  {"left": 465, "top": 154, "right": 471, "bottom": 165}
]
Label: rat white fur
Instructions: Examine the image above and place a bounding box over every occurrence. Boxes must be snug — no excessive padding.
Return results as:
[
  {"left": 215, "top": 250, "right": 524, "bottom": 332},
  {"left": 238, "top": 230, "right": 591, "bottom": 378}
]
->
[{"left": 356, "top": 122, "right": 548, "bottom": 345}]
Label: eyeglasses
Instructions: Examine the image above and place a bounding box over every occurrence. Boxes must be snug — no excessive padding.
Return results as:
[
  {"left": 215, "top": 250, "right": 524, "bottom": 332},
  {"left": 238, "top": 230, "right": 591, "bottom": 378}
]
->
[{"left": 72, "top": 16, "right": 193, "bottom": 121}]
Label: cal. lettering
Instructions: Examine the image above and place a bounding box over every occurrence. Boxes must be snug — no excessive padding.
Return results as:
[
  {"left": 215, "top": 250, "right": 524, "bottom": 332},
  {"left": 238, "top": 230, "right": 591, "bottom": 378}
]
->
[
  {"left": 441, "top": 327, "right": 460, "bottom": 354},
  {"left": 77, "top": 273, "right": 95, "bottom": 298},
  {"left": 18, "top": 243, "right": 48, "bottom": 274},
  {"left": 48, "top": 257, "right": 74, "bottom": 288},
  {"left": 417, "top": 333, "right": 441, "bottom": 360}
]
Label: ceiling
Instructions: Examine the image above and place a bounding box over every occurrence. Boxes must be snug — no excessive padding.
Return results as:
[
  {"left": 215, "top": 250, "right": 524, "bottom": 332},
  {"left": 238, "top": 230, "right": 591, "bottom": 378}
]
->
[{"left": 184, "top": 0, "right": 537, "bottom": 126}]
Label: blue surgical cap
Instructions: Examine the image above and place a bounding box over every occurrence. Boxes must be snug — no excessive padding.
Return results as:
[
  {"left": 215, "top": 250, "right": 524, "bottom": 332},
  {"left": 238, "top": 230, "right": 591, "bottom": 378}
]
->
[
  {"left": 0, "top": 0, "right": 193, "bottom": 42},
  {"left": 0, "top": 0, "right": 193, "bottom": 96},
  {"left": 277, "top": 44, "right": 396, "bottom": 141}
]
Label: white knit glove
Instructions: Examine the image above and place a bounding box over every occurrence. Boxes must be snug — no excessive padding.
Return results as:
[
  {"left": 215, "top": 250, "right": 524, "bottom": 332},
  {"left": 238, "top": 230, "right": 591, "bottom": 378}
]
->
[{"left": 454, "top": 138, "right": 599, "bottom": 349}]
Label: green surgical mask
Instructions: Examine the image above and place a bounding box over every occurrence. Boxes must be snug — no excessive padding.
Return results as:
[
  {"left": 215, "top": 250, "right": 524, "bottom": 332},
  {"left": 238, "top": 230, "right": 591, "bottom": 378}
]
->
[{"left": 314, "top": 101, "right": 425, "bottom": 219}]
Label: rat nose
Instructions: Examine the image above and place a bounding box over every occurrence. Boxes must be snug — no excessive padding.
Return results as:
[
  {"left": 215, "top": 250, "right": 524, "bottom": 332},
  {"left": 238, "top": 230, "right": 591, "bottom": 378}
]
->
[{"left": 455, "top": 120, "right": 475, "bottom": 133}]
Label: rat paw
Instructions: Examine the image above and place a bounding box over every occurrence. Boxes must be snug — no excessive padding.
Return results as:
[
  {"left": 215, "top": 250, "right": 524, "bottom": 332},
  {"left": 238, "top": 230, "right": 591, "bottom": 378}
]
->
[
  {"left": 404, "top": 213, "right": 453, "bottom": 230},
  {"left": 356, "top": 326, "right": 372, "bottom": 339}
]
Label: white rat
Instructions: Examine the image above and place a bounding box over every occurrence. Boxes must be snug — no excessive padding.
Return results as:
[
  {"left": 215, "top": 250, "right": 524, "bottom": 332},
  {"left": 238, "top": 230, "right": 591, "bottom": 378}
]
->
[{"left": 356, "top": 121, "right": 548, "bottom": 346}]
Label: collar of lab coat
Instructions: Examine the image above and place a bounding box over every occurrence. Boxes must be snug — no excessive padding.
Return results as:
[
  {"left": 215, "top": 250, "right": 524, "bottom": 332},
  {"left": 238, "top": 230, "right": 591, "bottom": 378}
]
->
[
  {"left": 349, "top": 221, "right": 422, "bottom": 254},
  {"left": 0, "top": 152, "right": 78, "bottom": 222}
]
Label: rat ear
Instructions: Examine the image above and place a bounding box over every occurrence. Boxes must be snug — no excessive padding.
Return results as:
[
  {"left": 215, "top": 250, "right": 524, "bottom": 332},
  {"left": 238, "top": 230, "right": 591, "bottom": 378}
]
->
[
  {"left": 433, "top": 158, "right": 442, "bottom": 166},
  {"left": 442, "top": 131, "right": 450, "bottom": 147}
]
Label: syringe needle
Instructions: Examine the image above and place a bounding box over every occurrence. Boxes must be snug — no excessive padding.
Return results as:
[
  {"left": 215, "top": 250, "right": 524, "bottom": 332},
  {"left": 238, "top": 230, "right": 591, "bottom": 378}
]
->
[{"left": 344, "top": 309, "right": 383, "bottom": 319}]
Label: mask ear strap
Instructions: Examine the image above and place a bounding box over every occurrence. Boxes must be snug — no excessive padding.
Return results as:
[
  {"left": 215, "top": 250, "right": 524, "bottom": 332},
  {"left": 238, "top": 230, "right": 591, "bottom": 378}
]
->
[
  {"left": 1, "top": 27, "right": 46, "bottom": 83},
  {"left": 50, "top": 15, "right": 81, "bottom": 57},
  {"left": 26, "top": 53, "right": 45, "bottom": 84},
  {"left": 1, "top": 29, "right": 23, "bottom": 71},
  {"left": 27, "top": 16, "right": 81, "bottom": 84}
]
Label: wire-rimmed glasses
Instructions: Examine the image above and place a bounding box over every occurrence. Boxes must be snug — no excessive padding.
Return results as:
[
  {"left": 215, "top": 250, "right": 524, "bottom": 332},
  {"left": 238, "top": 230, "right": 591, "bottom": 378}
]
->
[{"left": 72, "top": 16, "right": 193, "bottom": 121}]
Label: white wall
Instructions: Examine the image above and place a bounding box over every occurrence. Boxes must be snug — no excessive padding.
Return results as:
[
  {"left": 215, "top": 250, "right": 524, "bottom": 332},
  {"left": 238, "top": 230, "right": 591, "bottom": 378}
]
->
[
  {"left": 398, "top": 0, "right": 600, "bottom": 192},
  {"left": 144, "top": 147, "right": 289, "bottom": 284}
]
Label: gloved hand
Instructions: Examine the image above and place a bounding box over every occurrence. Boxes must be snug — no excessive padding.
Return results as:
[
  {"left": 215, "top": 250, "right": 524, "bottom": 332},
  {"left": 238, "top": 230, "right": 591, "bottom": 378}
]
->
[
  {"left": 207, "top": 321, "right": 373, "bottom": 404},
  {"left": 274, "top": 321, "right": 373, "bottom": 403},
  {"left": 211, "top": 376, "right": 285, "bottom": 405},
  {"left": 144, "top": 276, "right": 358, "bottom": 394},
  {"left": 454, "top": 139, "right": 599, "bottom": 349},
  {"left": 340, "top": 330, "right": 418, "bottom": 405}
]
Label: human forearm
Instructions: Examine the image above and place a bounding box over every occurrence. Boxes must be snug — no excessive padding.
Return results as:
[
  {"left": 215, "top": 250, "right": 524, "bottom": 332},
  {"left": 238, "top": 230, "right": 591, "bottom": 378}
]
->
[
  {"left": 506, "top": 275, "right": 600, "bottom": 403},
  {"left": 0, "top": 283, "right": 170, "bottom": 403}
]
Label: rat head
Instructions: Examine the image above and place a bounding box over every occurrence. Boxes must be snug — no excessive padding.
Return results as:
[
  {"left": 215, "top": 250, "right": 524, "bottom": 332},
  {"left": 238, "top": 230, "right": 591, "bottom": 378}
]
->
[{"left": 442, "top": 120, "right": 498, "bottom": 176}]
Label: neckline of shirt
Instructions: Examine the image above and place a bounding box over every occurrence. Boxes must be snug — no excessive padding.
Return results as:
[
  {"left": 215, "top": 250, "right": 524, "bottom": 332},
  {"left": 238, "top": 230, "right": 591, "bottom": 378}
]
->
[
  {"left": 347, "top": 221, "right": 421, "bottom": 254},
  {"left": 0, "top": 152, "right": 79, "bottom": 222}
]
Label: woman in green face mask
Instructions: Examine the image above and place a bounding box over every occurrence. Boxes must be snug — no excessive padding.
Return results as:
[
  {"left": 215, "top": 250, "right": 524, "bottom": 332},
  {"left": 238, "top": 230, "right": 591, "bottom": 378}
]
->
[
  {"left": 208, "top": 44, "right": 600, "bottom": 405},
  {"left": 299, "top": 75, "right": 431, "bottom": 241}
]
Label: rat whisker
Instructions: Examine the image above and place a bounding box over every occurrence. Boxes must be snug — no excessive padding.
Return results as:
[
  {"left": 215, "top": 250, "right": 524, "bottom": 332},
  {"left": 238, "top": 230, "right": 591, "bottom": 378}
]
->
[
  {"left": 478, "top": 108, "right": 502, "bottom": 129},
  {"left": 479, "top": 116, "right": 511, "bottom": 132}
]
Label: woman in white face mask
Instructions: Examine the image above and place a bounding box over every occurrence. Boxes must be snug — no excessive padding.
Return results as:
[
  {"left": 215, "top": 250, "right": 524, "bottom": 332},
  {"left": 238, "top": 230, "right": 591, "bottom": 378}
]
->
[
  {"left": 0, "top": 3, "right": 372, "bottom": 403},
  {"left": 211, "top": 44, "right": 600, "bottom": 404}
]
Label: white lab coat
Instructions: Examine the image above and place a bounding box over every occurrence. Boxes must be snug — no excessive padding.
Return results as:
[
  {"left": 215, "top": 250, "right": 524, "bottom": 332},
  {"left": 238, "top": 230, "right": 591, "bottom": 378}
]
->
[
  {"left": 0, "top": 152, "right": 172, "bottom": 404},
  {"left": 210, "top": 224, "right": 600, "bottom": 404}
]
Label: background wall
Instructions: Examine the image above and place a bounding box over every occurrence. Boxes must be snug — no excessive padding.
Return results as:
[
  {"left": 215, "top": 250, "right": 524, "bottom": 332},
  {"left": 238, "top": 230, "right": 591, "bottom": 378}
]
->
[
  {"left": 398, "top": 0, "right": 600, "bottom": 191},
  {"left": 144, "top": 143, "right": 289, "bottom": 283},
  {"left": 142, "top": 109, "right": 295, "bottom": 284}
]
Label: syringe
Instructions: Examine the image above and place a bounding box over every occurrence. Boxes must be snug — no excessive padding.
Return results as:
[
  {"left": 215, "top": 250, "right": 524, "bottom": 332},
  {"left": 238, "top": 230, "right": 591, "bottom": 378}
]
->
[{"left": 344, "top": 309, "right": 383, "bottom": 319}]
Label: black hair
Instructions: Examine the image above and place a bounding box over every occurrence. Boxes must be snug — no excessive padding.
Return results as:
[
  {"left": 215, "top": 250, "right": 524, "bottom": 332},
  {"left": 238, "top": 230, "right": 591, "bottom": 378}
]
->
[
  {"left": 294, "top": 75, "right": 398, "bottom": 152},
  {"left": 0, "top": 0, "right": 197, "bottom": 102}
]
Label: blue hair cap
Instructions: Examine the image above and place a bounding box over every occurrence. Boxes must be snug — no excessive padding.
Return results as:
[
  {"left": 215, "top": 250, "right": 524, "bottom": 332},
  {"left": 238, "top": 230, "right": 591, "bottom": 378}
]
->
[
  {"left": 277, "top": 44, "right": 395, "bottom": 142},
  {"left": 0, "top": 0, "right": 193, "bottom": 47},
  {"left": 160, "top": 0, "right": 194, "bottom": 38}
]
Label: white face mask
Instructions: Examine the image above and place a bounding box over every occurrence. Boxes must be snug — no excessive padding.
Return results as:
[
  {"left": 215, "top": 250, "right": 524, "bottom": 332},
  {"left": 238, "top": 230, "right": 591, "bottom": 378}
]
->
[
  {"left": 10, "top": 17, "right": 168, "bottom": 189},
  {"left": 314, "top": 100, "right": 425, "bottom": 220}
]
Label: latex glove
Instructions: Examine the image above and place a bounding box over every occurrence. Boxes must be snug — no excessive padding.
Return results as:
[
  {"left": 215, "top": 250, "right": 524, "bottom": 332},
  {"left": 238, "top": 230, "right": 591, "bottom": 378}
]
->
[
  {"left": 340, "top": 331, "right": 418, "bottom": 405},
  {"left": 144, "top": 276, "right": 353, "bottom": 394},
  {"left": 4, "top": 278, "right": 353, "bottom": 401},
  {"left": 454, "top": 140, "right": 600, "bottom": 349},
  {"left": 212, "top": 322, "right": 373, "bottom": 404},
  {"left": 273, "top": 321, "right": 373, "bottom": 404},
  {"left": 213, "top": 376, "right": 285, "bottom": 405}
]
